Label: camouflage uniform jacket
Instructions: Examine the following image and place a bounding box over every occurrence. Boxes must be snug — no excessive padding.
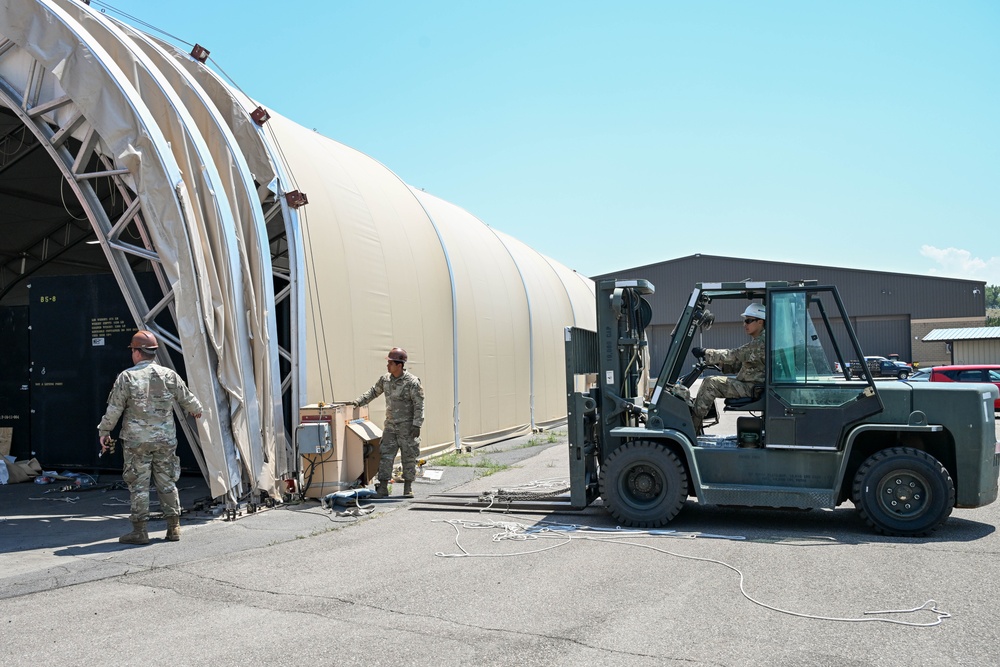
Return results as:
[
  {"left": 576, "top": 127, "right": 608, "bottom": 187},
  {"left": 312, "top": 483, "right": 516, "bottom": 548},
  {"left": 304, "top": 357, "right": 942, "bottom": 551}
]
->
[
  {"left": 354, "top": 370, "right": 424, "bottom": 431},
  {"left": 97, "top": 360, "right": 202, "bottom": 442},
  {"left": 703, "top": 333, "right": 766, "bottom": 385}
]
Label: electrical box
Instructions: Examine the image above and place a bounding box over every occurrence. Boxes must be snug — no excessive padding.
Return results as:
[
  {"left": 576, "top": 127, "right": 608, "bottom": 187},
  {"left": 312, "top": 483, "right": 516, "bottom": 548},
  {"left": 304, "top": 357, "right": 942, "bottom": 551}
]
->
[
  {"left": 297, "top": 403, "right": 382, "bottom": 498},
  {"left": 296, "top": 422, "right": 330, "bottom": 454}
]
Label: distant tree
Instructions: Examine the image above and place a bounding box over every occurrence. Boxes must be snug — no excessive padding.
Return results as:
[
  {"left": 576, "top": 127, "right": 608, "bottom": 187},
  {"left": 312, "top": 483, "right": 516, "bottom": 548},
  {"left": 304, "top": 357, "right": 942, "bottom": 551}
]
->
[
  {"left": 987, "top": 284, "right": 1000, "bottom": 310},
  {"left": 987, "top": 285, "right": 1000, "bottom": 326}
]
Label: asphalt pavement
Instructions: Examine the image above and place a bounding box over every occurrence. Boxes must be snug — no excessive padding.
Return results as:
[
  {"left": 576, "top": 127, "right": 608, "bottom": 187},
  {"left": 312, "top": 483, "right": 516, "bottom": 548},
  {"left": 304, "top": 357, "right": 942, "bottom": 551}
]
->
[{"left": 2, "top": 415, "right": 999, "bottom": 666}]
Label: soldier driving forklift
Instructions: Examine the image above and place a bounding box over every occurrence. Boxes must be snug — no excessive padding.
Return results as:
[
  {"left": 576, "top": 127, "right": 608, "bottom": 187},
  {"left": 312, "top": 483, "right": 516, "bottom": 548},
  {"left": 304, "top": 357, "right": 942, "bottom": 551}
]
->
[{"left": 689, "top": 301, "right": 766, "bottom": 435}]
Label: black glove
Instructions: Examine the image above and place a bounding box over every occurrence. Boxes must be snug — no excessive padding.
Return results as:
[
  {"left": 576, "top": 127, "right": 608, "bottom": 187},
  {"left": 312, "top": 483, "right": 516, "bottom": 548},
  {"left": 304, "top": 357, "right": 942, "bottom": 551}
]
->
[
  {"left": 412, "top": 427, "right": 421, "bottom": 439},
  {"left": 692, "top": 347, "right": 706, "bottom": 359}
]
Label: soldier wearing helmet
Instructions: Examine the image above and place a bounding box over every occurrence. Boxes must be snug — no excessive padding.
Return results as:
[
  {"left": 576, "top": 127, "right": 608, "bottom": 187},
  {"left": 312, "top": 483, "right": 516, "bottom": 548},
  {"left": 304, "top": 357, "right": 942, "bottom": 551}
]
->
[
  {"left": 352, "top": 347, "right": 425, "bottom": 498},
  {"left": 97, "top": 330, "right": 203, "bottom": 545},
  {"left": 689, "top": 303, "right": 766, "bottom": 434}
]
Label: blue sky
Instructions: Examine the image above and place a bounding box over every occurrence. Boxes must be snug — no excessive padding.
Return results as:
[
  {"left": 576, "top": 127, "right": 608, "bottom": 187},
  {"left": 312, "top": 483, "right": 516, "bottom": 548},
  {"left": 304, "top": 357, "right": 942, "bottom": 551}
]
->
[{"left": 95, "top": 1, "right": 999, "bottom": 285}]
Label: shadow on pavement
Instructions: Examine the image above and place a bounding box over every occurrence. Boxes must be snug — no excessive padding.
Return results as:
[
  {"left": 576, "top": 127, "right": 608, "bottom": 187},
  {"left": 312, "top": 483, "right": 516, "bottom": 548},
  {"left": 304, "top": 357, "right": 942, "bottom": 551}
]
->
[
  {"left": 408, "top": 495, "right": 997, "bottom": 548},
  {"left": 0, "top": 473, "right": 215, "bottom": 555}
]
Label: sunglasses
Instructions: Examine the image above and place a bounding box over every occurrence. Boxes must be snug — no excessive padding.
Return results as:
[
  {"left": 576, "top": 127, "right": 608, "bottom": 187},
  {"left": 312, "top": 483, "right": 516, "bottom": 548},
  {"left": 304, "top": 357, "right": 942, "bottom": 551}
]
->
[{"left": 743, "top": 318, "right": 761, "bottom": 325}]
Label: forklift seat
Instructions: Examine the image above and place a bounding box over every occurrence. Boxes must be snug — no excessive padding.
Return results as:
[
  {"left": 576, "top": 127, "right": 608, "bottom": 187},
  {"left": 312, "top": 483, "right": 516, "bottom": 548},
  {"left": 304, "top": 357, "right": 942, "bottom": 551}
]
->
[{"left": 724, "top": 385, "right": 765, "bottom": 411}]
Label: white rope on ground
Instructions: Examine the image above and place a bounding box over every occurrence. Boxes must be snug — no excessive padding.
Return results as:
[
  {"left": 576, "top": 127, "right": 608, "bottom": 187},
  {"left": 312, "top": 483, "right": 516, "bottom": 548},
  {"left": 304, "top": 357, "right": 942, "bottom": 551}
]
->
[
  {"left": 432, "top": 515, "right": 950, "bottom": 628},
  {"left": 28, "top": 496, "right": 80, "bottom": 503},
  {"left": 335, "top": 505, "right": 375, "bottom": 518}
]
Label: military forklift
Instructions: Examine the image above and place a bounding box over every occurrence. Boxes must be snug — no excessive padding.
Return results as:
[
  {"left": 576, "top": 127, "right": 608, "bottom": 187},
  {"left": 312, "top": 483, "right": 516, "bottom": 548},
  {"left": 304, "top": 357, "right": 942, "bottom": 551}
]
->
[{"left": 563, "top": 279, "right": 999, "bottom": 536}]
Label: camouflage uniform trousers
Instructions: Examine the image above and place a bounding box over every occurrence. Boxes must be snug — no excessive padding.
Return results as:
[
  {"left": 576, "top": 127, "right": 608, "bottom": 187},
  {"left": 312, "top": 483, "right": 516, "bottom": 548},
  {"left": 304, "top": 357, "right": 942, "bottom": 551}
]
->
[
  {"left": 122, "top": 440, "right": 181, "bottom": 522},
  {"left": 692, "top": 377, "right": 756, "bottom": 419},
  {"left": 378, "top": 426, "right": 420, "bottom": 483}
]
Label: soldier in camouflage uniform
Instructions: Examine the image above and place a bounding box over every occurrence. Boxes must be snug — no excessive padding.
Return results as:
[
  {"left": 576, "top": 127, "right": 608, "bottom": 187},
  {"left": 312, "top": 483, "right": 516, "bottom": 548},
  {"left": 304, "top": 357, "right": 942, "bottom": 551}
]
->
[
  {"left": 352, "top": 347, "right": 424, "bottom": 498},
  {"left": 98, "top": 330, "right": 202, "bottom": 545},
  {"left": 691, "top": 303, "right": 766, "bottom": 433}
]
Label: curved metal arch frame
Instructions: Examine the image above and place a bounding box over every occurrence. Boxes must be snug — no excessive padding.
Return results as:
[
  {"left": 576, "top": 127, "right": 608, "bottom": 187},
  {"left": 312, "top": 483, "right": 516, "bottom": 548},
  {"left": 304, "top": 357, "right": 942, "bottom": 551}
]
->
[
  {"left": 43, "top": 0, "right": 265, "bottom": 498},
  {"left": 1, "top": 1, "right": 306, "bottom": 495},
  {"left": 0, "top": 2, "right": 245, "bottom": 499},
  {"left": 0, "top": 54, "right": 207, "bottom": 473},
  {"left": 257, "top": 171, "right": 306, "bottom": 444}
]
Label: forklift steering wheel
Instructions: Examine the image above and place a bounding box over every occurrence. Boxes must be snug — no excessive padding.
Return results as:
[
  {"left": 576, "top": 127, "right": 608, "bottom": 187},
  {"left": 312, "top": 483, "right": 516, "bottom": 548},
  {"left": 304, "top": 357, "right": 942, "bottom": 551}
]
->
[{"left": 681, "top": 360, "right": 722, "bottom": 388}]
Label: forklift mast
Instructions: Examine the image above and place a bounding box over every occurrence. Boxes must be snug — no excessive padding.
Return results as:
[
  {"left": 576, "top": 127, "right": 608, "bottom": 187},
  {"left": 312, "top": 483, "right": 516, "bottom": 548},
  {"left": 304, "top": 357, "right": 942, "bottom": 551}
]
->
[{"left": 564, "top": 279, "right": 655, "bottom": 507}]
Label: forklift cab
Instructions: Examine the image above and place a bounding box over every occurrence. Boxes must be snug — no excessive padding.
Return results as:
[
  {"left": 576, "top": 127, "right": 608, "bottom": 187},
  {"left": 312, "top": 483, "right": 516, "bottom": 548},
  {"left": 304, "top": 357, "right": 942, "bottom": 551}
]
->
[{"left": 652, "top": 281, "right": 883, "bottom": 449}]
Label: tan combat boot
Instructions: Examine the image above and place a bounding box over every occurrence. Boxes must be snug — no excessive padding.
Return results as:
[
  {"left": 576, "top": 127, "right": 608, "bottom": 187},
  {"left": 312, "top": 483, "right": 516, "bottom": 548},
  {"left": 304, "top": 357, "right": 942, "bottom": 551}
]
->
[
  {"left": 165, "top": 516, "right": 181, "bottom": 542},
  {"left": 403, "top": 481, "right": 414, "bottom": 498},
  {"left": 119, "top": 521, "right": 149, "bottom": 545}
]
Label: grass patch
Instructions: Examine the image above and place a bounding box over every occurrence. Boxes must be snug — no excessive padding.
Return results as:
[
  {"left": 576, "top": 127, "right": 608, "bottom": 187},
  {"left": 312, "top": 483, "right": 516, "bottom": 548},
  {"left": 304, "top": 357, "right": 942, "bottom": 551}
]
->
[
  {"left": 513, "top": 430, "right": 566, "bottom": 449},
  {"left": 433, "top": 451, "right": 473, "bottom": 467},
  {"left": 512, "top": 439, "right": 544, "bottom": 450},
  {"left": 428, "top": 452, "right": 512, "bottom": 478},
  {"left": 474, "top": 457, "right": 511, "bottom": 478}
]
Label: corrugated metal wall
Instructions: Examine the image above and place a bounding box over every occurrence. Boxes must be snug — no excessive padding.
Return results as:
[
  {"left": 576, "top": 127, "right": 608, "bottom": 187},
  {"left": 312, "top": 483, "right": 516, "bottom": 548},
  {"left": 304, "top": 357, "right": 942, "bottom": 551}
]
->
[
  {"left": 595, "top": 254, "right": 985, "bottom": 367},
  {"left": 850, "top": 316, "right": 912, "bottom": 360},
  {"left": 955, "top": 340, "right": 1000, "bottom": 365}
]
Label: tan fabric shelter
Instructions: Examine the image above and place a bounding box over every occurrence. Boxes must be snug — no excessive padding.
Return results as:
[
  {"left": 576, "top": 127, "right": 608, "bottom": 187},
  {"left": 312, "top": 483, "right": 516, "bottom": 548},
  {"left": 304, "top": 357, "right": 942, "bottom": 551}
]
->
[{"left": 0, "top": 0, "right": 595, "bottom": 501}]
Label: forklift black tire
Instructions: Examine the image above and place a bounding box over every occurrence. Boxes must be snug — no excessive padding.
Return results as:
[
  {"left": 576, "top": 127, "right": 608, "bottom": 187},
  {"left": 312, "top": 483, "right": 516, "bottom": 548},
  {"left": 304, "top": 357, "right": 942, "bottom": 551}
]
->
[
  {"left": 852, "top": 447, "right": 954, "bottom": 537},
  {"left": 599, "top": 440, "right": 687, "bottom": 528}
]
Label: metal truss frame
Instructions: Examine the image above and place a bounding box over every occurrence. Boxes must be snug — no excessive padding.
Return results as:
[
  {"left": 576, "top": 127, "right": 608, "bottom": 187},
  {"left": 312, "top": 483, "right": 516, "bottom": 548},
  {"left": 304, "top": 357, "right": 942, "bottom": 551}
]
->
[{"left": 0, "top": 40, "right": 207, "bottom": 472}]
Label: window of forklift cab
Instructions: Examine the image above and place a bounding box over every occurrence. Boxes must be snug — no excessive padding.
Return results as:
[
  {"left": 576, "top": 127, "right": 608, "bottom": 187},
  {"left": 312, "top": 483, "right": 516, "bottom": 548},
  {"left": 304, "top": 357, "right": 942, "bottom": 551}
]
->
[{"left": 768, "top": 291, "right": 830, "bottom": 381}]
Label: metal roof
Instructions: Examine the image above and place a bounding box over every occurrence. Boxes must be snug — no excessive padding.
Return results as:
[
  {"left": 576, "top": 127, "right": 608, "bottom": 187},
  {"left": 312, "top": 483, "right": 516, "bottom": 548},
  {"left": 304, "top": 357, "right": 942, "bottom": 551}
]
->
[
  {"left": 923, "top": 327, "right": 1000, "bottom": 341},
  {"left": 594, "top": 253, "right": 987, "bottom": 322}
]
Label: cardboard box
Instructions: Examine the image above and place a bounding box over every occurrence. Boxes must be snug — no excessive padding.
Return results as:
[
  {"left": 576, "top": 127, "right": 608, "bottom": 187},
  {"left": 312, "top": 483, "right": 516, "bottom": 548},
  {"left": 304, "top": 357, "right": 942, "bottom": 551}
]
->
[{"left": 346, "top": 420, "right": 383, "bottom": 483}]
